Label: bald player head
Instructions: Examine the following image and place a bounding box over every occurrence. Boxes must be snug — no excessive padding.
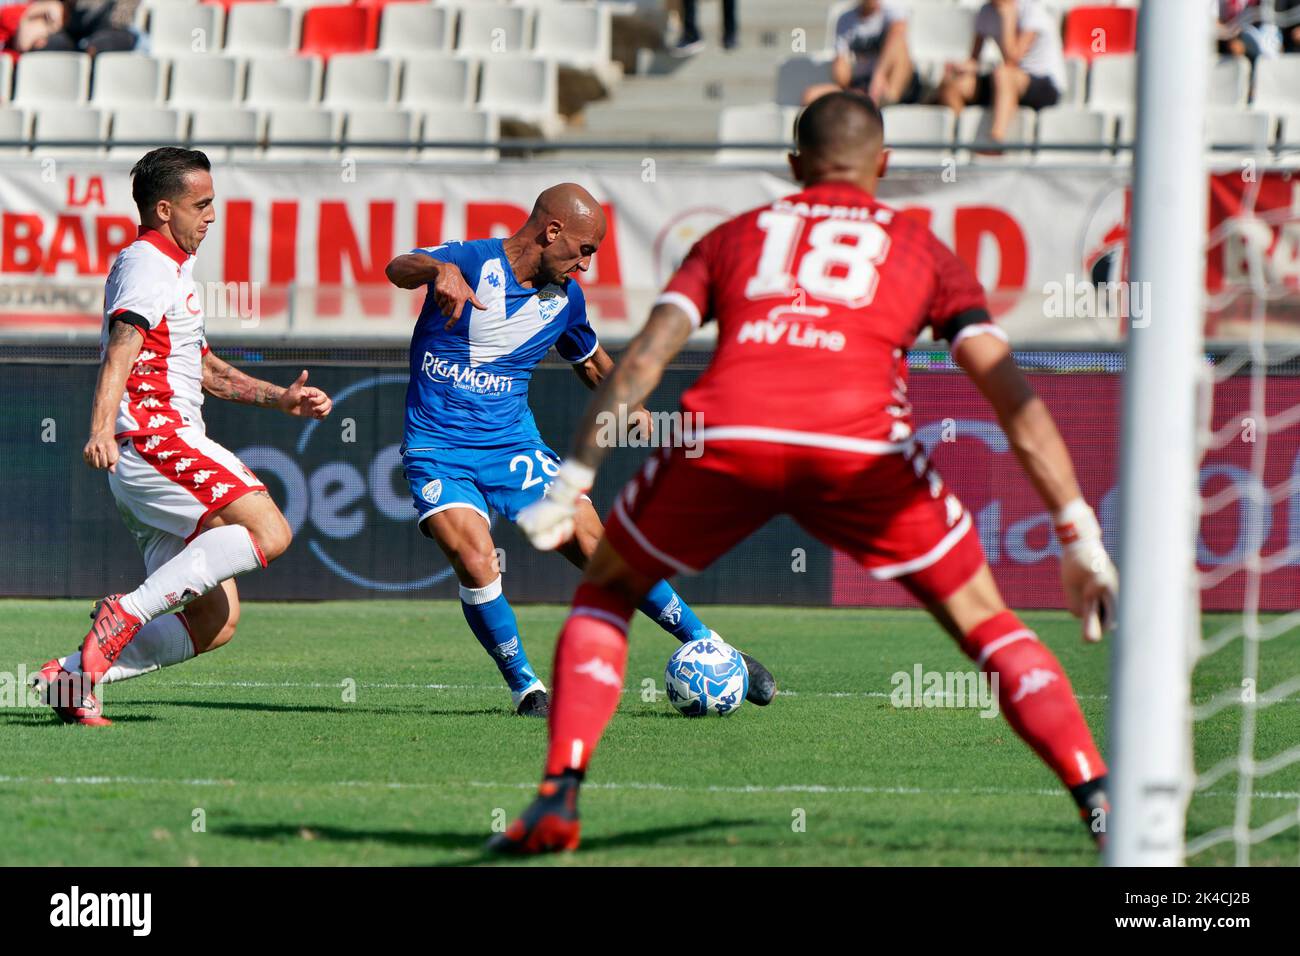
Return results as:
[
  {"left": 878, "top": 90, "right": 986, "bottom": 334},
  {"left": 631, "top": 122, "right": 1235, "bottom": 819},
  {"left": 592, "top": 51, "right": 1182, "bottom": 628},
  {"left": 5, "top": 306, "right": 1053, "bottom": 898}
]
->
[
  {"left": 788, "top": 91, "right": 889, "bottom": 194},
  {"left": 508, "top": 182, "right": 608, "bottom": 287}
]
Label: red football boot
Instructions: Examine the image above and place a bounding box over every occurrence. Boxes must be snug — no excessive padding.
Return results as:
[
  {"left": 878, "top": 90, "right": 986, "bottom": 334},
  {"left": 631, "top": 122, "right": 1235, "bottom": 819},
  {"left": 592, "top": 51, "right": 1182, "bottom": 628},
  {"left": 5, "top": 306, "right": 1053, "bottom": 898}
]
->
[
  {"left": 486, "top": 775, "right": 582, "bottom": 855},
  {"left": 31, "top": 659, "right": 111, "bottom": 726},
  {"left": 78, "top": 594, "right": 142, "bottom": 686}
]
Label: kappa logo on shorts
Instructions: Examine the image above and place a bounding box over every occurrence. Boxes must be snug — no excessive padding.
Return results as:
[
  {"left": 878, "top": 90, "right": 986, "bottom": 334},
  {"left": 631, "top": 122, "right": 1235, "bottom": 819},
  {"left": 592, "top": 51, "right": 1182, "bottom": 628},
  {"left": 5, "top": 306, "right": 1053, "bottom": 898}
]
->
[{"left": 421, "top": 479, "right": 443, "bottom": 505}]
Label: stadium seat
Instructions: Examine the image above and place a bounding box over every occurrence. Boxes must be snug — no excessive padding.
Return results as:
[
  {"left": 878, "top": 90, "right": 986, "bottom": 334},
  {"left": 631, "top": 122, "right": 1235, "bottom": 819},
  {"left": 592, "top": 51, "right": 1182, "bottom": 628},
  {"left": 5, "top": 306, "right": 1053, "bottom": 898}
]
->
[
  {"left": 0, "top": 54, "right": 11, "bottom": 104},
  {"left": 419, "top": 108, "right": 499, "bottom": 161},
  {"left": 714, "top": 103, "right": 794, "bottom": 165},
  {"left": 880, "top": 104, "right": 955, "bottom": 165},
  {"left": 1207, "top": 108, "right": 1274, "bottom": 151},
  {"left": 343, "top": 108, "right": 416, "bottom": 159},
  {"left": 12, "top": 52, "right": 91, "bottom": 107},
  {"left": 456, "top": 4, "right": 532, "bottom": 56},
  {"left": 0, "top": 108, "right": 29, "bottom": 154},
  {"left": 188, "top": 106, "right": 261, "bottom": 159},
  {"left": 909, "top": 4, "right": 978, "bottom": 65},
  {"left": 168, "top": 55, "right": 244, "bottom": 108},
  {"left": 32, "top": 106, "right": 108, "bottom": 157},
  {"left": 956, "top": 106, "right": 1036, "bottom": 161},
  {"left": 533, "top": 3, "right": 616, "bottom": 82},
  {"left": 1086, "top": 53, "right": 1134, "bottom": 113},
  {"left": 1034, "top": 108, "right": 1113, "bottom": 163},
  {"left": 264, "top": 106, "right": 341, "bottom": 158},
  {"left": 1252, "top": 55, "right": 1300, "bottom": 114},
  {"left": 1276, "top": 113, "right": 1300, "bottom": 167},
  {"left": 399, "top": 56, "right": 478, "bottom": 111},
  {"left": 109, "top": 107, "right": 184, "bottom": 158},
  {"left": 322, "top": 54, "right": 398, "bottom": 109},
  {"left": 146, "top": 3, "right": 224, "bottom": 56},
  {"left": 1211, "top": 56, "right": 1251, "bottom": 108},
  {"left": 774, "top": 55, "right": 832, "bottom": 108},
  {"left": 300, "top": 6, "right": 374, "bottom": 59},
  {"left": 245, "top": 54, "right": 323, "bottom": 106},
  {"left": 201, "top": 0, "right": 276, "bottom": 9},
  {"left": 1062, "top": 5, "right": 1137, "bottom": 62},
  {"left": 90, "top": 52, "right": 166, "bottom": 108},
  {"left": 477, "top": 56, "right": 560, "bottom": 136},
  {"left": 1060, "top": 57, "right": 1088, "bottom": 109},
  {"left": 225, "top": 3, "right": 300, "bottom": 55},
  {"left": 377, "top": 4, "right": 453, "bottom": 55}
]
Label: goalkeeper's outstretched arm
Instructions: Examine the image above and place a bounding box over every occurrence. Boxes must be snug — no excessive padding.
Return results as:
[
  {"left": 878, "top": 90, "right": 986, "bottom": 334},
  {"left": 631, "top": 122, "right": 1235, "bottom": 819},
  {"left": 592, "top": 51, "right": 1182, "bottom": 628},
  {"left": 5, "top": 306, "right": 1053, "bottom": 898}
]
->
[{"left": 952, "top": 328, "right": 1118, "bottom": 642}]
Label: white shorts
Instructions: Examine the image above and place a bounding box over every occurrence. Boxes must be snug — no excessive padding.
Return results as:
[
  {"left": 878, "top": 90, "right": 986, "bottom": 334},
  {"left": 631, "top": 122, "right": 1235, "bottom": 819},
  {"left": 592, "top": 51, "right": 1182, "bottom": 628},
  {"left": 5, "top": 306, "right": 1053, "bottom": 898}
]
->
[{"left": 109, "top": 425, "right": 266, "bottom": 570}]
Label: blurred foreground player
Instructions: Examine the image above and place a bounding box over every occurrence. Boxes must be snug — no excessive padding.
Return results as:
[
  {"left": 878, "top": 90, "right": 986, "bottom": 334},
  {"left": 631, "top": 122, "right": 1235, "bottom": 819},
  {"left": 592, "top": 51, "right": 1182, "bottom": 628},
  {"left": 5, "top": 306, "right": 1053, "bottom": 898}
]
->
[
  {"left": 384, "top": 184, "right": 776, "bottom": 717},
  {"left": 32, "top": 148, "right": 333, "bottom": 725},
  {"left": 492, "top": 93, "right": 1117, "bottom": 853}
]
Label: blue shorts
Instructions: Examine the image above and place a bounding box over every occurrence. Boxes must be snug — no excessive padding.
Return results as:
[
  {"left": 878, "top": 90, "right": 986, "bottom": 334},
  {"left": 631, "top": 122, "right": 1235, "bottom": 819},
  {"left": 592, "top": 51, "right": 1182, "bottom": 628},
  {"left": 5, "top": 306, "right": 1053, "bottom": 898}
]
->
[{"left": 403, "top": 441, "right": 565, "bottom": 528}]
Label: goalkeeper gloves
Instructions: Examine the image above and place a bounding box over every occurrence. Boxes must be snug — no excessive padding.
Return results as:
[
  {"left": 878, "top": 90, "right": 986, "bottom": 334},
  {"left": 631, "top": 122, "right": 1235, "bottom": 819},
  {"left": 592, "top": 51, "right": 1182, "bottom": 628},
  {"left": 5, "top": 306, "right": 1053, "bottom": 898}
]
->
[
  {"left": 517, "top": 460, "right": 594, "bottom": 551},
  {"left": 1054, "top": 498, "right": 1118, "bottom": 644}
]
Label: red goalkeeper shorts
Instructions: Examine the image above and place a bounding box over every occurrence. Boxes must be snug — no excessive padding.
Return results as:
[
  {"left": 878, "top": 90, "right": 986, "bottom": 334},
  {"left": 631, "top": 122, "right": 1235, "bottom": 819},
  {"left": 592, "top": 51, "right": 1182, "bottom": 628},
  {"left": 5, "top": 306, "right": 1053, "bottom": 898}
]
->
[{"left": 602, "top": 435, "right": 987, "bottom": 603}]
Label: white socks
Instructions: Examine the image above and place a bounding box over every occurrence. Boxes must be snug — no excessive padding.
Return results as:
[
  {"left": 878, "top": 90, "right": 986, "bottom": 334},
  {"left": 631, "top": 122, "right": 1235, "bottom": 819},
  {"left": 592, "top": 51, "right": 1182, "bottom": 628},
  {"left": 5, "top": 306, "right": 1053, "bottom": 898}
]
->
[
  {"left": 61, "top": 613, "right": 195, "bottom": 684},
  {"left": 119, "top": 525, "right": 265, "bottom": 623}
]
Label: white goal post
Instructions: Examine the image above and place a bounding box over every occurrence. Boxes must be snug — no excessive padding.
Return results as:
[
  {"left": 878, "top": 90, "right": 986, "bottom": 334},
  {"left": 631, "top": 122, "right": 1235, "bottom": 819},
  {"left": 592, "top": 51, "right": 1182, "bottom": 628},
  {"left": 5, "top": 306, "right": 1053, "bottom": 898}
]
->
[{"left": 1106, "top": 0, "right": 1211, "bottom": 867}]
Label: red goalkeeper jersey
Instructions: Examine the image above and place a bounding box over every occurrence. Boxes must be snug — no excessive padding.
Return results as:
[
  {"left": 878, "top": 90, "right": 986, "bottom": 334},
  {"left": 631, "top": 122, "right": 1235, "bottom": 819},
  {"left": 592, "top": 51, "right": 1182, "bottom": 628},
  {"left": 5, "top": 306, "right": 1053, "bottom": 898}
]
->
[{"left": 659, "top": 180, "right": 994, "bottom": 450}]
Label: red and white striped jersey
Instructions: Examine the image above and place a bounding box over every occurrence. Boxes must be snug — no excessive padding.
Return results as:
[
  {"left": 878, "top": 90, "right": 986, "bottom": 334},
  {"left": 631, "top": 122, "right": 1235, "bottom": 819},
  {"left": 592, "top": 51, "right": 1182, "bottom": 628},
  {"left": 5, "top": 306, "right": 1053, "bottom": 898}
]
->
[{"left": 103, "top": 227, "right": 208, "bottom": 440}]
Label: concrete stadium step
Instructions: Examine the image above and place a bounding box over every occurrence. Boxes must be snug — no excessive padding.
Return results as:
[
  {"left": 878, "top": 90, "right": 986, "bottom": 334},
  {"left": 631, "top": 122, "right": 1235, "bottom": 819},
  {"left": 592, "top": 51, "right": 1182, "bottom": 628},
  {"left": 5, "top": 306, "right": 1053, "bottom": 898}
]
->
[
  {"left": 594, "top": 74, "right": 774, "bottom": 109},
  {"left": 571, "top": 105, "right": 724, "bottom": 140}
]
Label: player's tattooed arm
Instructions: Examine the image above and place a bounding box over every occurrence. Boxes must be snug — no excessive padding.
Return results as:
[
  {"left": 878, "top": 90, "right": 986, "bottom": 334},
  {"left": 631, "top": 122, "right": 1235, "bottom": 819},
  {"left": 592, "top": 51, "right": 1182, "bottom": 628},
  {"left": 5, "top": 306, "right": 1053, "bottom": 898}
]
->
[
  {"left": 83, "top": 318, "right": 144, "bottom": 472},
  {"left": 568, "top": 303, "right": 695, "bottom": 470},
  {"left": 573, "top": 345, "right": 654, "bottom": 440},
  {"left": 202, "top": 352, "right": 334, "bottom": 419}
]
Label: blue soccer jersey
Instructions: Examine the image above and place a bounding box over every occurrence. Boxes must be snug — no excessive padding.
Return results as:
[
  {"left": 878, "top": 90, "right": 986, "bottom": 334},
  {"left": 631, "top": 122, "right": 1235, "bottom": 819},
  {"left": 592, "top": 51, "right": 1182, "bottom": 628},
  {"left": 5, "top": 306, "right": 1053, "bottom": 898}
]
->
[{"left": 403, "top": 238, "right": 599, "bottom": 451}]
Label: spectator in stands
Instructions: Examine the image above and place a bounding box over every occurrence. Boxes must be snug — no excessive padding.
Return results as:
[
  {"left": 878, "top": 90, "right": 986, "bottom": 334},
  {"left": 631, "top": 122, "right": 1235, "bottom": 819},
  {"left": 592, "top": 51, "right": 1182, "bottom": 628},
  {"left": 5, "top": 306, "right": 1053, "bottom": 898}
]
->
[
  {"left": 1217, "top": 0, "right": 1283, "bottom": 59},
  {"left": 672, "top": 0, "right": 736, "bottom": 56},
  {"left": 936, "top": 0, "right": 1065, "bottom": 144},
  {"left": 1280, "top": 0, "right": 1300, "bottom": 52},
  {"left": 0, "top": 1, "right": 65, "bottom": 54},
  {"left": 40, "top": 0, "right": 138, "bottom": 55},
  {"left": 802, "top": 1, "right": 921, "bottom": 107}
]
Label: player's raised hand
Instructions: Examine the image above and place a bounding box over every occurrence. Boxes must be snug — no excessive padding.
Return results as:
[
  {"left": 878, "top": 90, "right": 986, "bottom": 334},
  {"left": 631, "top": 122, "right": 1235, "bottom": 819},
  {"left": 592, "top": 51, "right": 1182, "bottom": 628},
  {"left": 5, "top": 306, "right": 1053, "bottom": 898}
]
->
[
  {"left": 517, "top": 460, "right": 594, "bottom": 551},
  {"left": 83, "top": 431, "right": 120, "bottom": 473},
  {"left": 278, "top": 370, "right": 334, "bottom": 419},
  {"left": 1055, "top": 500, "right": 1118, "bottom": 643},
  {"left": 434, "top": 269, "right": 486, "bottom": 331}
]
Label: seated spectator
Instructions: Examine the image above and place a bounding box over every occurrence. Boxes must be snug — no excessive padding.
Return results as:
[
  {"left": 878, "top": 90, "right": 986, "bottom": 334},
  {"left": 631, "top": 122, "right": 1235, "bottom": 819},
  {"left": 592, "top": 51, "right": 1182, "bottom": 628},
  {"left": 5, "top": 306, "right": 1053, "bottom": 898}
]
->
[
  {"left": 1217, "top": 0, "right": 1283, "bottom": 59},
  {"left": 41, "top": 0, "right": 138, "bottom": 55},
  {"left": 1282, "top": 0, "right": 1300, "bottom": 53},
  {"left": 936, "top": 0, "right": 1065, "bottom": 144},
  {"left": 803, "top": 1, "right": 920, "bottom": 107},
  {"left": 1, "top": 1, "right": 65, "bottom": 55}
]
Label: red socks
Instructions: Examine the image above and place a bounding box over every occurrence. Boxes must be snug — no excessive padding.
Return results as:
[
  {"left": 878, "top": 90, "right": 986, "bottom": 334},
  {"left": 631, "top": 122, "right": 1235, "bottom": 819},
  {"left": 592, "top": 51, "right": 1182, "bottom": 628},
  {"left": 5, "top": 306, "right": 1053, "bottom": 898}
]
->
[
  {"left": 962, "top": 610, "right": 1107, "bottom": 789},
  {"left": 544, "top": 583, "right": 633, "bottom": 778}
]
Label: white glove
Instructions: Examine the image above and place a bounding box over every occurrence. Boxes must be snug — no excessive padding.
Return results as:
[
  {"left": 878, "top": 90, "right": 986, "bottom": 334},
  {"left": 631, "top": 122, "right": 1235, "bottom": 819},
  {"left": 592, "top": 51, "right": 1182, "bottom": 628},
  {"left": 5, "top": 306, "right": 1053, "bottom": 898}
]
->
[
  {"left": 517, "top": 460, "right": 594, "bottom": 551},
  {"left": 1055, "top": 498, "right": 1118, "bottom": 644}
]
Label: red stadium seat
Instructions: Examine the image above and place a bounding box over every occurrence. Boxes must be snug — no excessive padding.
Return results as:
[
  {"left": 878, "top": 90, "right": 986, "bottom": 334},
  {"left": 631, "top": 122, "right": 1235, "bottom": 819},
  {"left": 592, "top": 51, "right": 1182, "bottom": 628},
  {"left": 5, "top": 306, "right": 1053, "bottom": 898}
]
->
[
  {"left": 1063, "top": 6, "right": 1137, "bottom": 62},
  {"left": 301, "top": 5, "right": 373, "bottom": 59},
  {"left": 354, "top": 0, "right": 426, "bottom": 51}
]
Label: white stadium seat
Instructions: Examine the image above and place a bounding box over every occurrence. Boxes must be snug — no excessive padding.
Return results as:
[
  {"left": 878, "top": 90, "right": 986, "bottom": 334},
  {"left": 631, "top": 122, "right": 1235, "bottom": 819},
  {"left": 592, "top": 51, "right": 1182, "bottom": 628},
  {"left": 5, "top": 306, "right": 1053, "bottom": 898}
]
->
[
  {"left": 168, "top": 55, "right": 244, "bottom": 108},
  {"left": 714, "top": 103, "right": 794, "bottom": 165},
  {"left": 478, "top": 57, "right": 560, "bottom": 136},
  {"left": 245, "top": 55, "right": 323, "bottom": 107},
  {"left": 225, "top": 4, "right": 300, "bottom": 56},
  {"left": 110, "top": 107, "right": 184, "bottom": 158},
  {"left": 188, "top": 106, "right": 261, "bottom": 160},
  {"left": 909, "top": 4, "right": 977, "bottom": 64},
  {"left": 419, "top": 108, "right": 499, "bottom": 162},
  {"left": 323, "top": 55, "right": 398, "bottom": 109},
  {"left": 1252, "top": 55, "right": 1300, "bottom": 114},
  {"left": 533, "top": 3, "right": 614, "bottom": 76},
  {"left": 456, "top": 4, "right": 533, "bottom": 56},
  {"left": 146, "top": 3, "right": 224, "bottom": 56},
  {"left": 264, "top": 107, "right": 341, "bottom": 159},
  {"left": 400, "top": 56, "right": 478, "bottom": 111},
  {"left": 91, "top": 52, "right": 166, "bottom": 108},
  {"left": 881, "top": 104, "right": 955, "bottom": 165},
  {"left": 0, "top": 108, "right": 29, "bottom": 154},
  {"left": 957, "top": 106, "right": 1036, "bottom": 161},
  {"left": 378, "top": 4, "right": 454, "bottom": 55},
  {"left": 13, "top": 52, "right": 91, "bottom": 107},
  {"left": 32, "top": 106, "right": 108, "bottom": 157},
  {"left": 0, "top": 55, "right": 11, "bottom": 104},
  {"left": 1087, "top": 54, "right": 1134, "bottom": 113},
  {"left": 1207, "top": 108, "right": 1273, "bottom": 151},
  {"left": 344, "top": 108, "right": 417, "bottom": 160},
  {"left": 1034, "top": 108, "right": 1113, "bottom": 163},
  {"left": 1211, "top": 56, "right": 1250, "bottom": 109}
]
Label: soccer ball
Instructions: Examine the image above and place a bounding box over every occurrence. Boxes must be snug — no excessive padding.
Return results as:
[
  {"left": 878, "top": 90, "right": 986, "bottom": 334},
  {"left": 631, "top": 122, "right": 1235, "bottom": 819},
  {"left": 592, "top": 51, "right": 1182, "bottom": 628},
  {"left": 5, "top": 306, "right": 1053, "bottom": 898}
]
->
[{"left": 664, "top": 635, "right": 748, "bottom": 717}]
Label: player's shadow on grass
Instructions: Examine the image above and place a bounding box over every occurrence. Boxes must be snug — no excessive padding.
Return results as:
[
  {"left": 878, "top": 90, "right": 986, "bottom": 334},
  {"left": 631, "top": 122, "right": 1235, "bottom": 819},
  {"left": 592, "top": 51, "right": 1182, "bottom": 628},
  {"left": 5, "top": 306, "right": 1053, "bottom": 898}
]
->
[
  {"left": 0, "top": 712, "right": 158, "bottom": 726},
  {"left": 123, "top": 699, "right": 504, "bottom": 718},
  {"left": 217, "top": 822, "right": 488, "bottom": 851}
]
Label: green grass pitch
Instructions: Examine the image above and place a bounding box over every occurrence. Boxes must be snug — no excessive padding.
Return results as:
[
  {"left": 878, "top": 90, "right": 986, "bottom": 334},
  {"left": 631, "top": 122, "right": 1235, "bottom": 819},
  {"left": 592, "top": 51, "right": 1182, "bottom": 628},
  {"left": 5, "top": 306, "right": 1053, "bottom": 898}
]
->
[{"left": 1, "top": 600, "right": 1296, "bottom": 866}]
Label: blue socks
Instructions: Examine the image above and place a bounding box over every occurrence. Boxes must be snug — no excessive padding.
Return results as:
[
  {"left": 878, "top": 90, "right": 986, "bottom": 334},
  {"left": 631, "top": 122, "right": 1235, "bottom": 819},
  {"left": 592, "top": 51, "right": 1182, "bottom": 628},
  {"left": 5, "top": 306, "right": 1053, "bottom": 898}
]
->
[
  {"left": 639, "top": 580, "right": 712, "bottom": 644},
  {"left": 459, "top": 577, "right": 540, "bottom": 703}
]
